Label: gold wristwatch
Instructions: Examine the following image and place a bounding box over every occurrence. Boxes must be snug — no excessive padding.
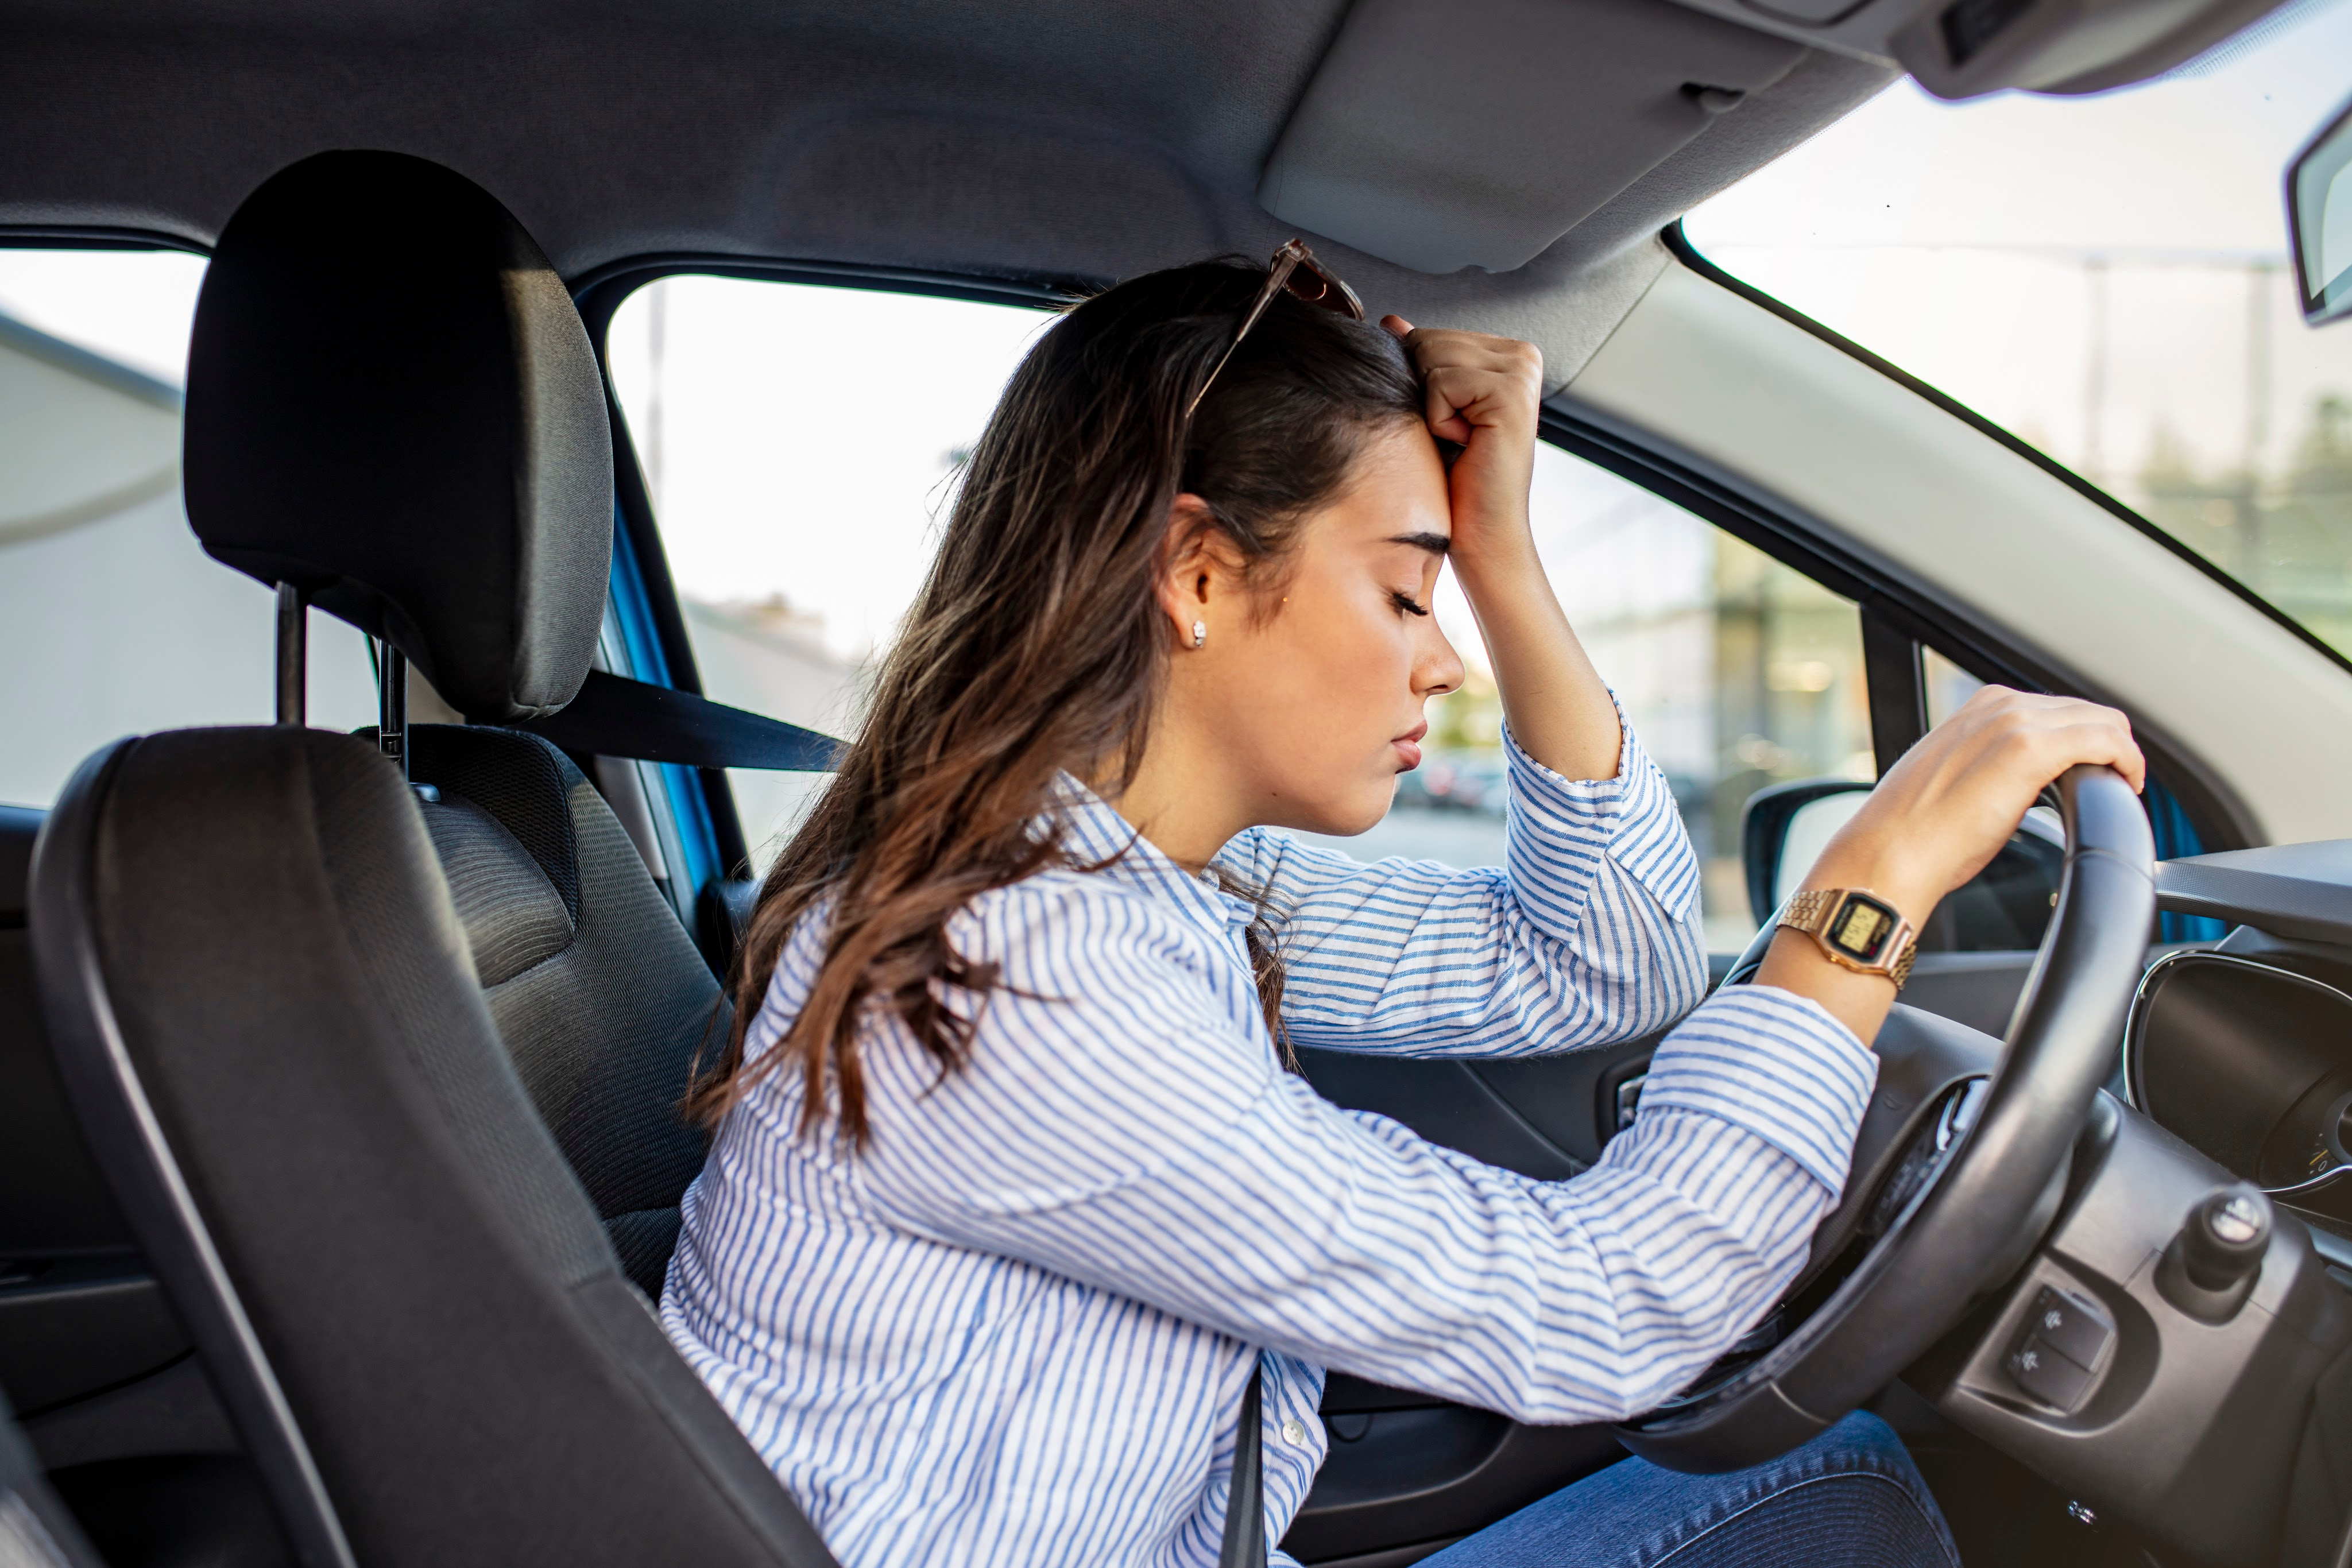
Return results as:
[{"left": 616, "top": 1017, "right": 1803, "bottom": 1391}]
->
[{"left": 1777, "top": 888, "right": 1920, "bottom": 988}]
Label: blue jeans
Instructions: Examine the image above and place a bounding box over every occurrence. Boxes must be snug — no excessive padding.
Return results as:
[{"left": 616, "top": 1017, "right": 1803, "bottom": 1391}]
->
[{"left": 1421, "top": 1412, "right": 1960, "bottom": 1568}]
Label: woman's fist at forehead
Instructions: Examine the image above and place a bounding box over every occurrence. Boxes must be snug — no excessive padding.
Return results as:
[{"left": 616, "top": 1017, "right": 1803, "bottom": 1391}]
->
[{"left": 1378, "top": 315, "right": 1544, "bottom": 576}]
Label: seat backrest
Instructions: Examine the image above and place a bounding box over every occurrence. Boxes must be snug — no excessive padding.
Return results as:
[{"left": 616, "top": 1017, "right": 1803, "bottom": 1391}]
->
[
  {"left": 404, "top": 723, "right": 719, "bottom": 1295},
  {"left": 32, "top": 726, "right": 831, "bottom": 1567}
]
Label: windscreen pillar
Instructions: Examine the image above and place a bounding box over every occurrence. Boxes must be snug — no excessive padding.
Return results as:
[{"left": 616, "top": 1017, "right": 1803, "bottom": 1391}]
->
[{"left": 1860, "top": 598, "right": 1928, "bottom": 777}]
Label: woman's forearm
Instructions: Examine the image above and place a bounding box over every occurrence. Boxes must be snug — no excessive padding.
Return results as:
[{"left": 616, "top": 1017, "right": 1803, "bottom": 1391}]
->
[{"left": 1452, "top": 537, "right": 1623, "bottom": 783}]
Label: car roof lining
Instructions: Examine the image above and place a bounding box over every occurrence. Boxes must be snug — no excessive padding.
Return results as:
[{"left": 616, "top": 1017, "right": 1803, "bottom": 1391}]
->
[{"left": 0, "top": 0, "right": 1893, "bottom": 389}]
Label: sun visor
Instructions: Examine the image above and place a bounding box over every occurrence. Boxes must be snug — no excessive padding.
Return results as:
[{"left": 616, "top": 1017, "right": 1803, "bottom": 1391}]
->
[{"left": 1258, "top": 0, "right": 1805, "bottom": 274}]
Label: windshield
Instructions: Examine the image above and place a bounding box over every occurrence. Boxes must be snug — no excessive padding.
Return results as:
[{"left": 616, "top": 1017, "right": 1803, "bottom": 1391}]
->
[{"left": 1684, "top": 2, "right": 2352, "bottom": 660}]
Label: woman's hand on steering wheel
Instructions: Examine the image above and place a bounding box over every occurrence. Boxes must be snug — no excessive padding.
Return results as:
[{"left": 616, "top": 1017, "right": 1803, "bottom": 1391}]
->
[{"left": 1757, "top": 686, "right": 2146, "bottom": 1045}]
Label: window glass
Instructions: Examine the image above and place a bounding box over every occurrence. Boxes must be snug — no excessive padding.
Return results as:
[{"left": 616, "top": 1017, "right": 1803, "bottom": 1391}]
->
[
  {"left": 0, "top": 249, "right": 377, "bottom": 810},
  {"left": 1922, "top": 644, "right": 1986, "bottom": 729},
  {"left": 1682, "top": 10, "right": 2352, "bottom": 659},
  {"left": 609, "top": 277, "right": 1869, "bottom": 947},
  {"left": 606, "top": 277, "right": 1049, "bottom": 865},
  {"left": 1382, "top": 448, "right": 1870, "bottom": 951}
]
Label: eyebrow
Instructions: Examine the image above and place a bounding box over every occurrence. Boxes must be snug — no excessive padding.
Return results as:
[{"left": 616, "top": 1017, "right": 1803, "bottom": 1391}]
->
[{"left": 1388, "top": 531, "right": 1450, "bottom": 556}]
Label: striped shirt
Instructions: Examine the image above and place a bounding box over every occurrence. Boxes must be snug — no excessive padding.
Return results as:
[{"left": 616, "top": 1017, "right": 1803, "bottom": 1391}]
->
[{"left": 661, "top": 719, "right": 1878, "bottom": 1568}]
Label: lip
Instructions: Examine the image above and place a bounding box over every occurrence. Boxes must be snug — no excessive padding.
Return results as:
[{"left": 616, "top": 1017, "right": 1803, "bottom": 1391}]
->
[{"left": 1392, "top": 721, "right": 1428, "bottom": 771}]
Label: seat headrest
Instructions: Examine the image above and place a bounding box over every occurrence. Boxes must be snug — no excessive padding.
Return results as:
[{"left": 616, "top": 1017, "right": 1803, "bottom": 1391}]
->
[{"left": 185, "top": 151, "right": 613, "bottom": 722}]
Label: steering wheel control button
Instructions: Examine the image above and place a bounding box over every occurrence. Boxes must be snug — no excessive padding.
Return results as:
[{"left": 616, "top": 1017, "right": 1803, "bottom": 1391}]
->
[
  {"left": 2158, "top": 1184, "right": 2272, "bottom": 1323},
  {"left": 2006, "top": 1335, "right": 2096, "bottom": 1412},
  {"left": 2025, "top": 1285, "right": 2113, "bottom": 1370}
]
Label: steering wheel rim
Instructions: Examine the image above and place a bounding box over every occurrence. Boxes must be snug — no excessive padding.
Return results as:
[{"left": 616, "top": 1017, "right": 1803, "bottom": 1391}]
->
[{"left": 1614, "top": 763, "right": 2155, "bottom": 1473}]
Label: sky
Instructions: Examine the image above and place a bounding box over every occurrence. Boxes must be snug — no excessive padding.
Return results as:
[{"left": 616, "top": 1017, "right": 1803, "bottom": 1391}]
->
[
  {"left": 0, "top": 249, "right": 207, "bottom": 384},
  {"left": 606, "top": 282, "right": 1049, "bottom": 660}
]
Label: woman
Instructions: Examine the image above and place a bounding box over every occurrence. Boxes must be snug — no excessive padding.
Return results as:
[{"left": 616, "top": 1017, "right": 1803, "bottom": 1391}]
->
[{"left": 661, "top": 247, "right": 2142, "bottom": 1567}]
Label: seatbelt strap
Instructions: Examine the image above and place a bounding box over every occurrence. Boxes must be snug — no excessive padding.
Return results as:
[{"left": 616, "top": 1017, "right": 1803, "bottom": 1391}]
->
[
  {"left": 508, "top": 669, "right": 842, "bottom": 772},
  {"left": 1218, "top": 1365, "right": 1266, "bottom": 1568}
]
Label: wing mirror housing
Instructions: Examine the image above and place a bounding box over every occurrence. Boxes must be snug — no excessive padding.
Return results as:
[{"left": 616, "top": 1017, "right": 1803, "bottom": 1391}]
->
[
  {"left": 1743, "top": 777, "right": 2069, "bottom": 950},
  {"left": 2289, "top": 96, "right": 2352, "bottom": 328},
  {"left": 1742, "top": 779, "right": 1873, "bottom": 930}
]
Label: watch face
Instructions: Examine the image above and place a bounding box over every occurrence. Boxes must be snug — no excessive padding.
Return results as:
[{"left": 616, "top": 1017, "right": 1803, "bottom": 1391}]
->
[{"left": 1827, "top": 893, "right": 1900, "bottom": 963}]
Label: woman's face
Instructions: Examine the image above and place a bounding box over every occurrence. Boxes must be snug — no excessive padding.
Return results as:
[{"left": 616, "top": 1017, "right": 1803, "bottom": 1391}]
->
[{"left": 1161, "top": 421, "right": 1467, "bottom": 840}]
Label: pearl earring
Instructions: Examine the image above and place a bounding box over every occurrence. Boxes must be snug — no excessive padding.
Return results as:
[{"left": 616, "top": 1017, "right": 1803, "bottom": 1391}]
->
[{"left": 1191, "top": 620, "right": 1208, "bottom": 649}]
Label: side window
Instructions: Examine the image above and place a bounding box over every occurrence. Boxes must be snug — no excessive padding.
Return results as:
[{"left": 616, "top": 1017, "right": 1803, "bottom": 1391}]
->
[
  {"left": 604, "top": 275, "right": 1872, "bottom": 951},
  {"left": 0, "top": 247, "right": 376, "bottom": 810},
  {"left": 1404, "top": 446, "right": 1871, "bottom": 954},
  {"left": 606, "top": 277, "right": 1046, "bottom": 869}
]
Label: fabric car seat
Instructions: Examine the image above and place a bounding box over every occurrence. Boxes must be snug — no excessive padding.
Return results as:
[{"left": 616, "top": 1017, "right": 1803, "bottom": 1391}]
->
[
  {"left": 398, "top": 722, "right": 720, "bottom": 1295},
  {"left": 27, "top": 150, "right": 835, "bottom": 1567}
]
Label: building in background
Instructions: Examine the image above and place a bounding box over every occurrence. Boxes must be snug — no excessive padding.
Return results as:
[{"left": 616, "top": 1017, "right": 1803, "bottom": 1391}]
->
[{"left": 0, "top": 310, "right": 375, "bottom": 809}]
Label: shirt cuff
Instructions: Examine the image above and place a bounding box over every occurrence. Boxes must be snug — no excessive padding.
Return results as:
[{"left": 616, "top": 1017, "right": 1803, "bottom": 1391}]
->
[
  {"left": 1503, "top": 696, "right": 1697, "bottom": 922},
  {"left": 1633, "top": 985, "right": 1879, "bottom": 1193}
]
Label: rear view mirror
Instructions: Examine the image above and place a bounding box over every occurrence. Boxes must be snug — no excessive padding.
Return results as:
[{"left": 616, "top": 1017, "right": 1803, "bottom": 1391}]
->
[
  {"left": 1743, "top": 777, "right": 2068, "bottom": 951},
  {"left": 2289, "top": 96, "right": 2352, "bottom": 328}
]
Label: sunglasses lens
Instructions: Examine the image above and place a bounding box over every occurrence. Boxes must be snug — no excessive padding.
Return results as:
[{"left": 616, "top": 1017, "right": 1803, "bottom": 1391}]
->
[{"left": 1278, "top": 254, "right": 1364, "bottom": 322}]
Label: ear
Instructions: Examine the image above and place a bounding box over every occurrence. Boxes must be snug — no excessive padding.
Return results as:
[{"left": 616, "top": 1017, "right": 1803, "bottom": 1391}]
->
[{"left": 1155, "top": 494, "right": 1248, "bottom": 645}]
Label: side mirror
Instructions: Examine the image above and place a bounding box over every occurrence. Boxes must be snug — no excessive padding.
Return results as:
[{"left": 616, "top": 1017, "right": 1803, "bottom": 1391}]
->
[
  {"left": 2289, "top": 95, "right": 2352, "bottom": 328},
  {"left": 1741, "top": 779, "right": 1872, "bottom": 929},
  {"left": 1742, "top": 776, "right": 2068, "bottom": 950}
]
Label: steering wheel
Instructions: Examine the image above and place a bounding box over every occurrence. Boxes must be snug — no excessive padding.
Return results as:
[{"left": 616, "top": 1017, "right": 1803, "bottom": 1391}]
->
[{"left": 1614, "top": 764, "right": 2156, "bottom": 1473}]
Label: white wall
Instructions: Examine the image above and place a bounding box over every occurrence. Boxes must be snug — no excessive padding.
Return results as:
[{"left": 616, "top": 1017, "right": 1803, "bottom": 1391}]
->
[{"left": 0, "top": 326, "right": 376, "bottom": 808}]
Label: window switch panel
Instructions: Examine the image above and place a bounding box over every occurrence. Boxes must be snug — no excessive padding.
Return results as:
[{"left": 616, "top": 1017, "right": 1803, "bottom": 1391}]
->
[
  {"left": 2006, "top": 1336, "right": 2095, "bottom": 1411},
  {"left": 2005, "top": 1286, "right": 2113, "bottom": 1414},
  {"left": 2025, "top": 1284, "right": 2113, "bottom": 1370}
]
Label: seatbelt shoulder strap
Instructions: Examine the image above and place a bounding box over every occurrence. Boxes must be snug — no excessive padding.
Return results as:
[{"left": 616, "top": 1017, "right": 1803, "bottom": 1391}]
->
[
  {"left": 1218, "top": 1364, "right": 1266, "bottom": 1567},
  {"left": 508, "top": 668, "right": 842, "bottom": 772}
]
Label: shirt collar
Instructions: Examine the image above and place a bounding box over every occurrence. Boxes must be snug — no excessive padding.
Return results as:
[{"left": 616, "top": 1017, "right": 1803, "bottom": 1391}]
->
[{"left": 1046, "top": 775, "right": 1257, "bottom": 936}]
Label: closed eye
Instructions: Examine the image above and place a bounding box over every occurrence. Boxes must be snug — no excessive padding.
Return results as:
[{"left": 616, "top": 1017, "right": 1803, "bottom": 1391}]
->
[{"left": 1391, "top": 590, "right": 1430, "bottom": 617}]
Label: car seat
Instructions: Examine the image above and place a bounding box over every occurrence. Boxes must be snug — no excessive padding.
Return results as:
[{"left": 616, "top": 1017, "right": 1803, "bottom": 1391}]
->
[{"left": 26, "top": 151, "right": 836, "bottom": 1567}]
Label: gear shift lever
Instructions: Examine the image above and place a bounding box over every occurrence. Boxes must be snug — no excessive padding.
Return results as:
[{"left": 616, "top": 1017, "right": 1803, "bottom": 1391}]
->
[{"left": 2158, "top": 1186, "right": 2270, "bottom": 1323}]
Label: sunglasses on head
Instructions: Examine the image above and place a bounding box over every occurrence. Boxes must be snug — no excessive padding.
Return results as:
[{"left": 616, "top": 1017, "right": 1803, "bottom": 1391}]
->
[{"left": 1186, "top": 238, "right": 1365, "bottom": 420}]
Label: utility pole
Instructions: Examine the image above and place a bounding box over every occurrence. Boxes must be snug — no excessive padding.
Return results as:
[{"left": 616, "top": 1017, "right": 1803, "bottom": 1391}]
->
[
  {"left": 2083, "top": 255, "right": 2109, "bottom": 483},
  {"left": 2245, "top": 258, "right": 2275, "bottom": 478},
  {"left": 645, "top": 279, "right": 668, "bottom": 515}
]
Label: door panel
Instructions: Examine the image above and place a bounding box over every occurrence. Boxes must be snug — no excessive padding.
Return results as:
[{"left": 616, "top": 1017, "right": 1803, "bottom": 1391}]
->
[
  {"left": 1289, "top": 1046, "right": 1650, "bottom": 1562},
  {"left": 1284, "top": 1397, "right": 1623, "bottom": 1563}
]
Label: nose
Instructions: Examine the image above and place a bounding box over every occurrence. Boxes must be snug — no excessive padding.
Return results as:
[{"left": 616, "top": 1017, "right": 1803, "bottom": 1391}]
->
[{"left": 1416, "top": 618, "right": 1466, "bottom": 699}]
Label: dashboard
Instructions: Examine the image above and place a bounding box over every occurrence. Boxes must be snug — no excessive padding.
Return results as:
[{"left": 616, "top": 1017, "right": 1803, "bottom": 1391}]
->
[
  {"left": 2134, "top": 842, "right": 2352, "bottom": 1242},
  {"left": 2130, "top": 943, "right": 2352, "bottom": 1227}
]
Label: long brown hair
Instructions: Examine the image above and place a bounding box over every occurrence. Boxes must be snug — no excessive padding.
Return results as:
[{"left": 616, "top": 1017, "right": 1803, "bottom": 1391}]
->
[{"left": 683, "top": 259, "right": 1424, "bottom": 1141}]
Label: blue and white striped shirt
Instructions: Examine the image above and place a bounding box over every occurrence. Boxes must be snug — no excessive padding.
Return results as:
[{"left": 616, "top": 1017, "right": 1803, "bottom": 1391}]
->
[{"left": 662, "top": 719, "right": 1878, "bottom": 1567}]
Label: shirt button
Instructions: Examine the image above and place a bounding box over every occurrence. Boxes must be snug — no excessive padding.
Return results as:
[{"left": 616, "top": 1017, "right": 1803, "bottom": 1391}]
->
[{"left": 1280, "top": 1418, "right": 1309, "bottom": 1446}]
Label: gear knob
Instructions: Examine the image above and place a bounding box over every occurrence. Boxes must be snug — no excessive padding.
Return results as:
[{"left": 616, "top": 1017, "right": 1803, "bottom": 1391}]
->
[{"left": 2159, "top": 1186, "right": 2270, "bottom": 1322}]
